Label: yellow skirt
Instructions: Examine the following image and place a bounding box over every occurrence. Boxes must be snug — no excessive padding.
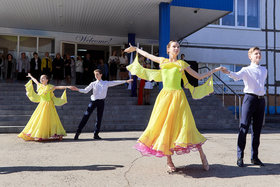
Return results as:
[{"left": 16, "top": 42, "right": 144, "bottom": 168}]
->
[
  {"left": 135, "top": 89, "right": 206, "bottom": 157},
  {"left": 18, "top": 101, "right": 67, "bottom": 141}
]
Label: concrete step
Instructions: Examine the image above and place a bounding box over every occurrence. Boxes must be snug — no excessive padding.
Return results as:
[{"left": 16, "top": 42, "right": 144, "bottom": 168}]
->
[
  {"left": 0, "top": 82, "right": 238, "bottom": 132},
  {"left": 265, "top": 115, "right": 280, "bottom": 123}
]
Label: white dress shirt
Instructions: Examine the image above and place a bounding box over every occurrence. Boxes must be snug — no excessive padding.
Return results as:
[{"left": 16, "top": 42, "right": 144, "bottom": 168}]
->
[
  {"left": 228, "top": 63, "right": 267, "bottom": 96},
  {"left": 79, "top": 80, "right": 126, "bottom": 101}
]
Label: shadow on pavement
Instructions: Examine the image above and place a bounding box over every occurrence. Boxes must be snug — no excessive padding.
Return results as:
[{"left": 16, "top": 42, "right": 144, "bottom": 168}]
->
[
  {"left": 101, "top": 137, "right": 138, "bottom": 141},
  {"left": 61, "top": 137, "right": 138, "bottom": 142},
  {"left": 0, "top": 164, "right": 124, "bottom": 174},
  {"left": 24, "top": 137, "right": 139, "bottom": 143},
  {"left": 172, "top": 163, "right": 280, "bottom": 178}
]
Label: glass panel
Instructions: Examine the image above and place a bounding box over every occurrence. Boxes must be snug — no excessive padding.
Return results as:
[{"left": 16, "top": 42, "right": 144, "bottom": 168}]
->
[
  {"left": 39, "top": 38, "right": 54, "bottom": 58},
  {"left": 247, "top": 0, "right": 259, "bottom": 28},
  {"left": 0, "top": 35, "right": 17, "bottom": 58},
  {"left": 235, "top": 64, "right": 244, "bottom": 72},
  {"left": 111, "top": 46, "right": 122, "bottom": 57},
  {"left": 62, "top": 43, "right": 75, "bottom": 58},
  {"left": 237, "top": 0, "right": 245, "bottom": 26},
  {"left": 19, "top": 36, "right": 36, "bottom": 59},
  {"left": 222, "top": 0, "right": 235, "bottom": 26}
]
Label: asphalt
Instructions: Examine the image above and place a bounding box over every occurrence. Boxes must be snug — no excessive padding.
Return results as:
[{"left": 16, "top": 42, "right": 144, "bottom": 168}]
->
[{"left": 0, "top": 129, "right": 280, "bottom": 187}]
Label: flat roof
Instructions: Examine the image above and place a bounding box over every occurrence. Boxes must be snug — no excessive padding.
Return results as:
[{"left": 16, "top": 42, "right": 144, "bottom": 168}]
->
[{"left": 0, "top": 0, "right": 232, "bottom": 40}]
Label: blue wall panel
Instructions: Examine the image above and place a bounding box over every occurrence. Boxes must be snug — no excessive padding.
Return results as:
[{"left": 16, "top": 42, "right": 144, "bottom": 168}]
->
[{"left": 171, "top": 0, "right": 233, "bottom": 12}]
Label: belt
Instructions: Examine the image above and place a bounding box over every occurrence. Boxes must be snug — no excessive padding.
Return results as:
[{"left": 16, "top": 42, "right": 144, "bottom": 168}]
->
[{"left": 246, "top": 93, "right": 264, "bottom": 99}]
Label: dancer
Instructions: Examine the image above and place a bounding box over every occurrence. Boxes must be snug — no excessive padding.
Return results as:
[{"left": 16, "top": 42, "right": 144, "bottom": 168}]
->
[
  {"left": 125, "top": 41, "right": 222, "bottom": 172},
  {"left": 72, "top": 69, "right": 133, "bottom": 140},
  {"left": 18, "top": 73, "right": 73, "bottom": 141},
  {"left": 221, "top": 47, "right": 267, "bottom": 167}
]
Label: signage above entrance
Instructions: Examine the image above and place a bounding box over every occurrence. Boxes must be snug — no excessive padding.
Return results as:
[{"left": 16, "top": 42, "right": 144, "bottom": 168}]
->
[{"left": 75, "top": 35, "right": 113, "bottom": 45}]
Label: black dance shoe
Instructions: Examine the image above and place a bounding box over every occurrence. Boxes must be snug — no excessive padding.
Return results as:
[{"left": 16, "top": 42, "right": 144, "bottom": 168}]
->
[
  {"left": 237, "top": 158, "right": 244, "bottom": 167},
  {"left": 94, "top": 135, "right": 102, "bottom": 140},
  {"left": 251, "top": 158, "right": 264, "bottom": 166},
  {"left": 74, "top": 133, "right": 80, "bottom": 140}
]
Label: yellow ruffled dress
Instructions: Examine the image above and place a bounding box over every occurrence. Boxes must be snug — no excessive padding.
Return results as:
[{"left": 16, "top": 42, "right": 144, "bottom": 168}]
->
[
  {"left": 18, "top": 80, "right": 67, "bottom": 141},
  {"left": 127, "top": 56, "right": 214, "bottom": 157}
]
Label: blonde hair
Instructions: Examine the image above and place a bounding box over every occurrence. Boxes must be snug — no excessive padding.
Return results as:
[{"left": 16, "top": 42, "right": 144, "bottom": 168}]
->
[
  {"left": 248, "top": 47, "right": 260, "bottom": 56},
  {"left": 166, "top": 40, "right": 179, "bottom": 54},
  {"left": 167, "top": 40, "right": 178, "bottom": 48}
]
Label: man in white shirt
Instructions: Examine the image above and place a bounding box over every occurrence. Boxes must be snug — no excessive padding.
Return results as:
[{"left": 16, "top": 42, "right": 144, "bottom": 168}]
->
[
  {"left": 72, "top": 69, "right": 133, "bottom": 140},
  {"left": 222, "top": 47, "right": 267, "bottom": 167}
]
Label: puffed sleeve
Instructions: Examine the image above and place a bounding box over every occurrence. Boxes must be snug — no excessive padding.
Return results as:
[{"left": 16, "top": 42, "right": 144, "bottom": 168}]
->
[
  {"left": 25, "top": 80, "right": 40, "bottom": 103},
  {"left": 182, "top": 60, "right": 190, "bottom": 69},
  {"left": 126, "top": 55, "right": 162, "bottom": 82},
  {"left": 52, "top": 90, "right": 67, "bottom": 106}
]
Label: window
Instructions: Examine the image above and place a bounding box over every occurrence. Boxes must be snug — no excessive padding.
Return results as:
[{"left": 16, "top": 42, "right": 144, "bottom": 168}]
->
[
  {"left": 0, "top": 35, "right": 17, "bottom": 58},
  {"left": 212, "top": 0, "right": 259, "bottom": 28},
  {"left": 39, "top": 38, "right": 55, "bottom": 58},
  {"left": 247, "top": 0, "right": 259, "bottom": 27},
  {"left": 222, "top": 2, "right": 235, "bottom": 26},
  {"left": 19, "top": 36, "right": 37, "bottom": 59},
  {"left": 237, "top": 0, "right": 245, "bottom": 26}
]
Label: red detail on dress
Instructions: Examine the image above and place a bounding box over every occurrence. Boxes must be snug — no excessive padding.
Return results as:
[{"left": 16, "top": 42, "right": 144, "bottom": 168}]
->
[{"left": 134, "top": 141, "right": 205, "bottom": 157}]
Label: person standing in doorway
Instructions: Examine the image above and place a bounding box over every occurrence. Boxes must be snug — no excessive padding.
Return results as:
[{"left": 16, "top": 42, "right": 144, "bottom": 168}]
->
[
  {"left": 221, "top": 47, "right": 267, "bottom": 167},
  {"left": 108, "top": 50, "right": 119, "bottom": 80},
  {"left": 83, "top": 53, "right": 92, "bottom": 85},
  {"left": 17, "top": 52, "right": 30, "bottom": 81},
  {"left": 4, "top": 54, "right": 16, "bottom": 82},
  {"left": 30, "top": 52, "right": 41, "bottom": 81},
  {"left": 52, "top": 53, "right": 64, "bottom": 85},
  {"left": 64, "top": 54, "right": 72, "bottom": 85},
  {"left": 119, "top": 49, "right": 129, "bottom": 80},
  {"left": 75, "top": 56, "right": 83, "bottom": 85},
  {"left": 41, "top": 52, "right": 52, "bottom": 78}
]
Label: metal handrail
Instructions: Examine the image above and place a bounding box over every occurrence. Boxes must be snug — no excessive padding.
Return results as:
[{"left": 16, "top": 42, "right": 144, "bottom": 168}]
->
[{"left": 198, "top": 66, "right": 242, "bottom": 123}]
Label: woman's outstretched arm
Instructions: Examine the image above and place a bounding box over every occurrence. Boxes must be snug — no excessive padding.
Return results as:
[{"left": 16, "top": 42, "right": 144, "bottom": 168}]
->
[
  {"left": 184, "top": 66, "right": 223, "bottom": 80},
  {"left": 52, "top": 86, "right": 72, "bottom": 90},
  {"left": 124, "top": 43, "right": 163, "bottom": 63}
]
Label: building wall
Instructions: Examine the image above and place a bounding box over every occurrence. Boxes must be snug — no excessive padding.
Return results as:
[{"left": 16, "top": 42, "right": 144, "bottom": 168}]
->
[
  {"left": 0, "top": 26, "right": 158, "bottom": 59},
  {"left": 180, "top": 0, "right": 279, "bottom": 96}
]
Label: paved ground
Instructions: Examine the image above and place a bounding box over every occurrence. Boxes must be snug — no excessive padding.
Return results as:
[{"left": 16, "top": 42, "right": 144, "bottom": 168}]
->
[{"left": 1, "top": 129, "right": 280, "bottom": 187}]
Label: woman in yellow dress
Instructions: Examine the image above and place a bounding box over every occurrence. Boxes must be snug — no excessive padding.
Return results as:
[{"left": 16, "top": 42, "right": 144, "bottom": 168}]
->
[
  {"left": 125, "top": 41, "right": 222, "bottom": 172},
  {"left": 18, "top": 73, "right": 72, "bottom": 141}
]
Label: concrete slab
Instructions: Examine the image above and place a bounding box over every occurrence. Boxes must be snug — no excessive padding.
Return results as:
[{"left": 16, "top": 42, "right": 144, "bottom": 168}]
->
[{"left": 0, "top": 130, "right": 280, "bottom": 187}]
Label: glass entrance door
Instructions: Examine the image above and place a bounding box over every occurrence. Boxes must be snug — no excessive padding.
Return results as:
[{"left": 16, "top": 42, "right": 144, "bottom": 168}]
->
[{"left": 61, "top": 42, "right": 76, "bottom": 59}]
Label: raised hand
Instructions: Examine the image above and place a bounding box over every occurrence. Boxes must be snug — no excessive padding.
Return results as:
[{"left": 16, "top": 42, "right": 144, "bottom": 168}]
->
[
  {"left": 26, "top": 73, "right": 32, "bottom": 78},
  {"left": 124, "top": 43, "right": 136, "bottom": 53}
]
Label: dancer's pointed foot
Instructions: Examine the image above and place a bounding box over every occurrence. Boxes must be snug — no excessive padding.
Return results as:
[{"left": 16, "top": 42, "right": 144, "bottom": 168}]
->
[
  {"left": 167, "top": 161, "right": 177, "bottom": 173},
  {"left": 201, "top": 154, "right": 209, "bottom": 171}
]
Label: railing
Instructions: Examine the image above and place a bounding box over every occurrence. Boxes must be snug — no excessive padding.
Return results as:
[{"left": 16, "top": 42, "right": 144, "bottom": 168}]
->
[{"left": 198, "top": 66, "right": 241, "bottom": 123}]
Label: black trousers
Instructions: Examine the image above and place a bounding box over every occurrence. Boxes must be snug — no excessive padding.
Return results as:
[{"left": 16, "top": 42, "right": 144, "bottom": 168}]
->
[
  {"left": 76, "top": 99, "right": 105, "bottom": 135},
  {"left": 237, "top": 94, "right": 265, "bottom": 159}
]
